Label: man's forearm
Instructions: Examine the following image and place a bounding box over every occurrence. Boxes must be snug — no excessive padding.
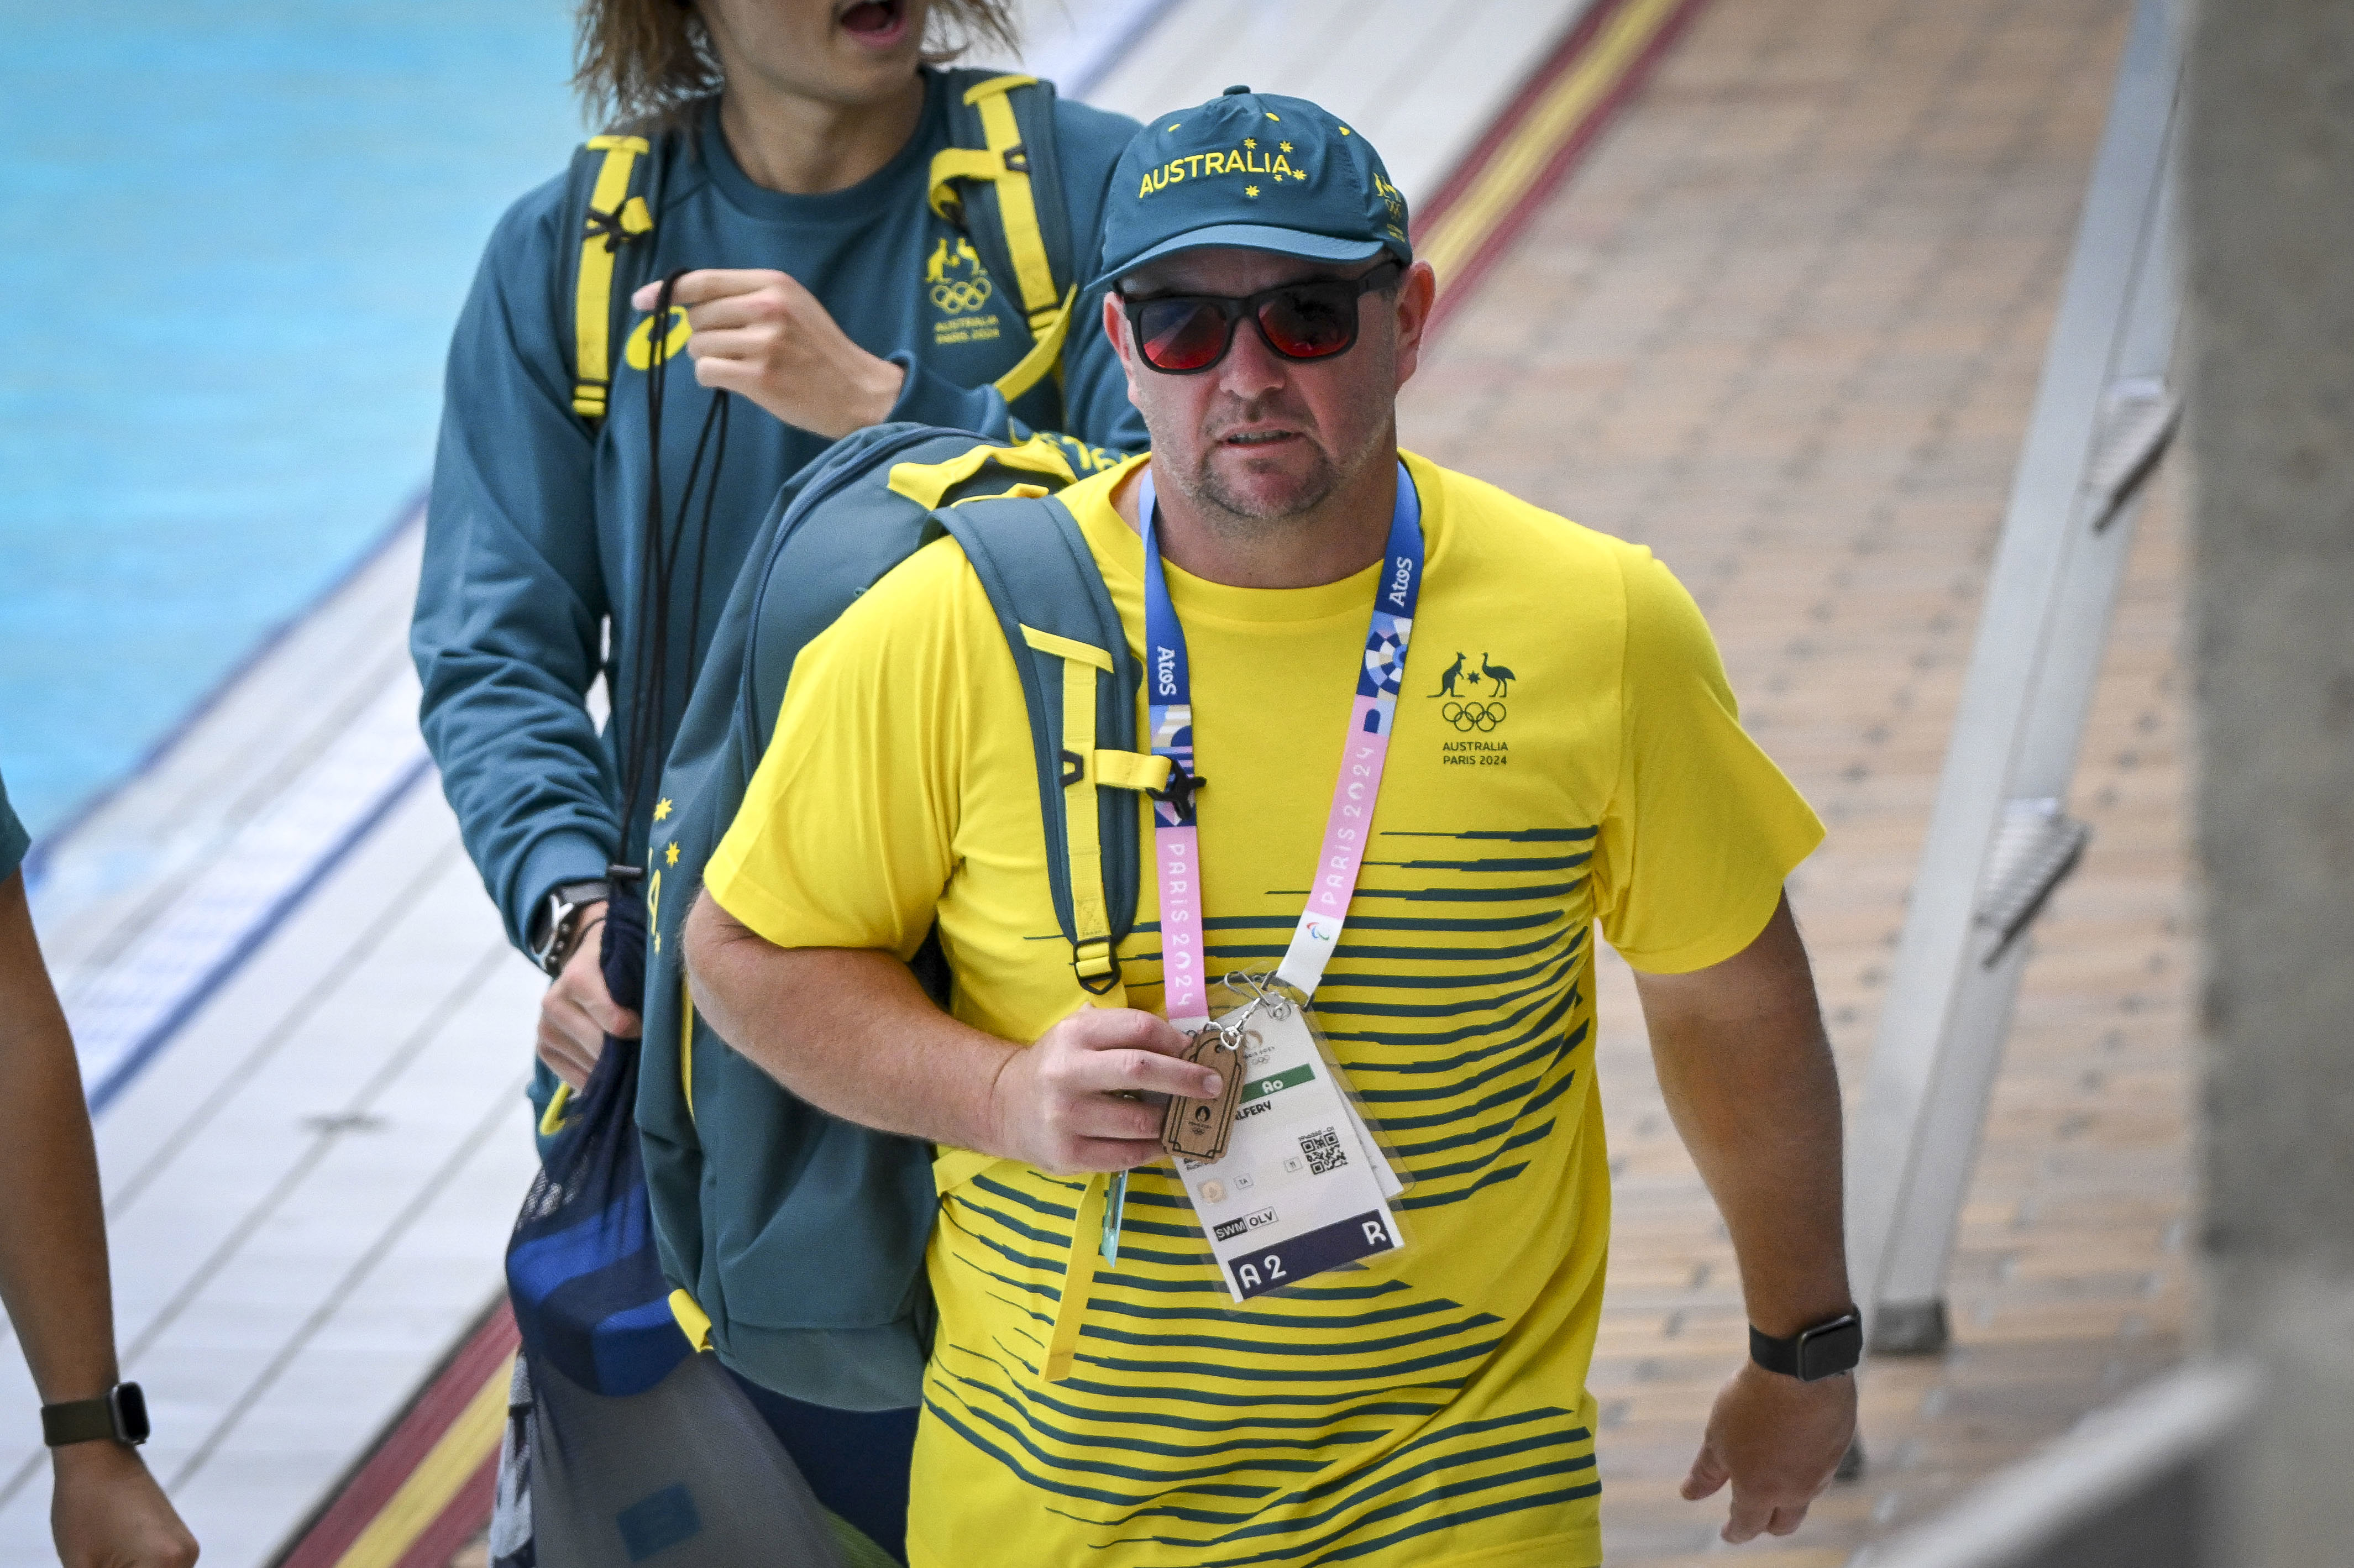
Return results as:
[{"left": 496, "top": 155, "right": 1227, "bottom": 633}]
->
[
  {"left": 1635, "top": 895, "right": 1852, "bottom": 1334},
  {"left": 683, "top": 892, "right": 1018, "bottom": 1152},
  {"left": 0, "top": 873, "right": 120, "bottom": 1405}
]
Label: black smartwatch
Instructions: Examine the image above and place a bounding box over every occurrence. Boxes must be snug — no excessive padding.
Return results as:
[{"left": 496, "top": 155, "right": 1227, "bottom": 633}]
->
[
  {"left": 1749, "top": 1312, "right": 1863, "bottom": 1382},
  {"left": 41, "top": 1383, "right": 150, "bottom": 1448},
  {"left": 529, "top": 879, "right": 612, "bottom": 977}
]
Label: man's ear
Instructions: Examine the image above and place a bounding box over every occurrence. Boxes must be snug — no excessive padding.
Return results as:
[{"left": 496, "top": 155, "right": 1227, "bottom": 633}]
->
[
  {"left": 1391, "top": 261, "right": 1439, "bottom": 390},
  {"left": 1102, "top": 290, "right": 1146, "bottom": 405}
]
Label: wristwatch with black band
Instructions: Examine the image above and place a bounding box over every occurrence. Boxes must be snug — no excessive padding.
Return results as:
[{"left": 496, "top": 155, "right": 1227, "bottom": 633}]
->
[
  {"left": 41, "top": 1383, "right": 149, "bottom": 1448},
  {"left": 1749, "top": 1310, "right": 1863, "bottom": 1382},
  {"left": 528, "top": 879, "right": 612, "bottom": 977}
]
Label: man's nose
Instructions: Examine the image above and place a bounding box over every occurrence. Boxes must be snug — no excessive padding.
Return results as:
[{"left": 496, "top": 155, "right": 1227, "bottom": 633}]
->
[{"left": 1213, "top": 314, "right": 1290, "bottom": 401}]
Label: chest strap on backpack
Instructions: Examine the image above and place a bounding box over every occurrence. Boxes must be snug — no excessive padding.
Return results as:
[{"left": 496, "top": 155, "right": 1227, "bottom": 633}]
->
[
  {"left": 574, "top": 134, "right": 656, "bottom": 419},
  {"left": 930, "top": 75, "right": 1077, "bottom": 407},
  {"left": 1019, "top": 625, "right": 1156, "bottom": 995}
]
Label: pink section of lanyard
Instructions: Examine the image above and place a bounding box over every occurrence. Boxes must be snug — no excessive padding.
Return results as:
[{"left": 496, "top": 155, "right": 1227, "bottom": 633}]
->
[
  {"left": 1155, "top": 812, "right": 1208, "bottom": 1027},
  {"left": 1277, "top": 695, "right": 1393, "bottom": 990}
]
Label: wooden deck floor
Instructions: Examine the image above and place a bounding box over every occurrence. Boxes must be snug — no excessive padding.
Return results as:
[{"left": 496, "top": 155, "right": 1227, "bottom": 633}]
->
[{"left": 1396, "top": 0, "right": 2185, "bottom": 1558}]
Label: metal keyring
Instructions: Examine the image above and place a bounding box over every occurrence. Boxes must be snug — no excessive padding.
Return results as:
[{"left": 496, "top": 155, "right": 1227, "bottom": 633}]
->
[{"left": 1222, "top": 969, "right": 1298, "bottom": 1021}]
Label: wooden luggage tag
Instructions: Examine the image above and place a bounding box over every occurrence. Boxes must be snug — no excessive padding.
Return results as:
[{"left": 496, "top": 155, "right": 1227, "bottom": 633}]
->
[{"left": 1161, "top": 1024, "right": 1249, "bottom": 1163}]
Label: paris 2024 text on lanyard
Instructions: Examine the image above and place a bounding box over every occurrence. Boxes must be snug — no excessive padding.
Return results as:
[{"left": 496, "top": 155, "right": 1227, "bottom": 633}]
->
[{"left": 1110, "top": 460, "right": 1420, "bottom": 1302}]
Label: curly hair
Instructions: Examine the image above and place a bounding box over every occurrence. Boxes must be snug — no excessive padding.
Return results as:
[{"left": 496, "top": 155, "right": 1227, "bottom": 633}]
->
[{"left": 574, "top": 1, "right": 1021, "bottom": 132}]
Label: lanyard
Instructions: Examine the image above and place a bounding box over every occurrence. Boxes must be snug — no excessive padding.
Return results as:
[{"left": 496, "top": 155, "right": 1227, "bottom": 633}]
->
[{"left": 1136, "top": 460, "right": 1424, "bottom": 1028}]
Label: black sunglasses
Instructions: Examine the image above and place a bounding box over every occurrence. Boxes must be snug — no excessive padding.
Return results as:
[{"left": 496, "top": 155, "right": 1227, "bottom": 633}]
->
[{"left": 1120, "top": 260, "right": 1403, "bottom": 374}]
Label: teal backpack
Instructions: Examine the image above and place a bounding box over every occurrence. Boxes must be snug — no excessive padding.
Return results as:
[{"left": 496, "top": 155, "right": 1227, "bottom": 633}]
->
[{"left": 635, "top": 424, "right": 1170, "bottom": 1410}]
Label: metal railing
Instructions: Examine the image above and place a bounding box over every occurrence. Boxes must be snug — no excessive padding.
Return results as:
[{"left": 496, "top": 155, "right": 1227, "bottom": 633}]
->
[{"left": 1843, "top": 0, "right": 2185, "bottom": 1356}]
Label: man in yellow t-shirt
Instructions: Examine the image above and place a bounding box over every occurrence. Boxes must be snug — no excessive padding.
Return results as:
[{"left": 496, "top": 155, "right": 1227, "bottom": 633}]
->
[{"left": 687, "top": 88, "right": 1858, "bottom": 1567}]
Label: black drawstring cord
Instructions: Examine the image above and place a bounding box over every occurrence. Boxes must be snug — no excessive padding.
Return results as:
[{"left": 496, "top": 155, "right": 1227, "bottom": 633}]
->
[{"left": 613, "top": 268, "right": 731, "bottom": 884}]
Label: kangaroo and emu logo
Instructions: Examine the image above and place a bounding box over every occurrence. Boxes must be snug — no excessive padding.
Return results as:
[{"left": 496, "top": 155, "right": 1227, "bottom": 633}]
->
[
  {"left": 1430, "top": 651, "right": 1518, "bottom": 731},
  {"left": 926, "top": 237, "right": 993, "bottom": 314}
]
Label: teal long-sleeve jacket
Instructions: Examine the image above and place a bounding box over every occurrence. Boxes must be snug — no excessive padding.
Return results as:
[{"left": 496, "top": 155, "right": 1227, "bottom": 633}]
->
[{"left": 413, "top": 75, "right": 1146, "bottom": 952}]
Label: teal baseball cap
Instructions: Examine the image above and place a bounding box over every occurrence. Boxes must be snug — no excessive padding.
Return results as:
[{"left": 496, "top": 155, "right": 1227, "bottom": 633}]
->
[{"left": 1088, "top": 86, "right": 1412, "bottom": 290}]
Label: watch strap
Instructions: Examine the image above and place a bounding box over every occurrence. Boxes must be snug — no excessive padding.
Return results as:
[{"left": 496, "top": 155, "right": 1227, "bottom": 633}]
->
[
  {"left": 41, "top": 1383, "right": 148, "bottom": 1447},
  {"left": 531, "top": 879, "right": 612, "bottom": 976},
  {"left": 1749, "top": 1312, "right": 1863, "bottom": 1382}
]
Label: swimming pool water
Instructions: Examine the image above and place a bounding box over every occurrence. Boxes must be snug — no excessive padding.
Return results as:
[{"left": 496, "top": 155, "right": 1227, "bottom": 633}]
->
[{"left": 0, "top": 0, "right": 580, "bottom": 839}]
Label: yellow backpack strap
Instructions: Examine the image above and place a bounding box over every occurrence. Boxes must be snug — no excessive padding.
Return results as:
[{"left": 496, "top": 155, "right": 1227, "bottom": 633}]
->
[
  {"left": 1015, "top": 620, "right": 1171, "bottom": 1003},
  {"left": 928, "top": 75, "right": 1074, "bottom": 406},
  {"left": 573, "top": 134, "right": 656, "bottom": 421},
  {"left": 938, "top": 497, "right": 1147, "bottom": 1005},
  {"left": 1044, "top": 1173, "right": 1111, "bottom": 1381},
  {"left": 883, "top": 436, "right": 1077, "bottom": 511},
  {"left": 1020, "top": 626, "right": 1126, "bottom": 1000},
  {"left": 678, "top": 974, "right": 696, "bottom": 1121},
  {"left": 987, "top": 284, "right": 1078, "bottom": 406}
]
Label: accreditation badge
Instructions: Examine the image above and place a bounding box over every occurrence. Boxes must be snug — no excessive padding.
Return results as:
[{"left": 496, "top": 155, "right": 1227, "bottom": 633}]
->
[{"left": 1168, "top": 980, "right": 1408, "bottom": 1301}]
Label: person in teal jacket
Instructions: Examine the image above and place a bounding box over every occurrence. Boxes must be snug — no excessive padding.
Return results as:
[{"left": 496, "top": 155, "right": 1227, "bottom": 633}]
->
[
  {"left": 410, "top": 2, "right": 1144, "bottom": 1560},
  {"left": 415, "top": 0, "right": 1141, "bottom": 1085}
]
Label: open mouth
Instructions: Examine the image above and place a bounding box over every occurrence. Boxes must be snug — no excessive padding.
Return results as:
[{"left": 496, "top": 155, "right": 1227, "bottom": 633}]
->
[{"left": 837, "top": 0, "right": 910, "bottom": 48}]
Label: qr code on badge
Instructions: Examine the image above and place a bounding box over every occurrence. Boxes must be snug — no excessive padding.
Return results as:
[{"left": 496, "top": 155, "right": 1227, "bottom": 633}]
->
[{"left": 1299, "top": 1127, "right": 1349, "bottom": 1176}]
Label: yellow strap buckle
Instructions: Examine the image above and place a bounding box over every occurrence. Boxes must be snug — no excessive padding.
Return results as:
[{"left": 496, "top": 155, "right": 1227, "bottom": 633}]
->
[
  {"left": 1072, "top": 937, "right": 1120, "bottom": 994},
  {"left": 926, "top": 146, "right": 1006, "bottom": 217}
]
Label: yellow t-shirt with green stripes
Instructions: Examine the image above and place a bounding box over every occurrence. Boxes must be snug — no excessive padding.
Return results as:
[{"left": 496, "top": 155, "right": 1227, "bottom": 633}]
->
[{"left": 704, "top": 451, "right": 1822, "bottom": 1568}]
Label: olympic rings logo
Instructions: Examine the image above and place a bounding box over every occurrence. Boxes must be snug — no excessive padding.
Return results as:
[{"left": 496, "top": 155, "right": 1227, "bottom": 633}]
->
[
  {"left": 1442, "top": 701, "right": 1506, "bottom": 732},
  {"left": 930, "top": 276, "right": 993, "bottom": 314}
]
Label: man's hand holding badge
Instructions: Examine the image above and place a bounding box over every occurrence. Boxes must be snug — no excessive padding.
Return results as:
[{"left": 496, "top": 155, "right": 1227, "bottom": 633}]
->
[{"left": 982, "top": 1005, "right": 1217, "bottom": 1176}]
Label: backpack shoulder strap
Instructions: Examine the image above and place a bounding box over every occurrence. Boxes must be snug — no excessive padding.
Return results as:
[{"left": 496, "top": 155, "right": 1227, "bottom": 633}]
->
[
  {"left": 562, "top": 133, "right": 662, "bottom": 422},
  {"left": 930, "top": 71, "right": 1079, "bottom": 408},
  {"left": 933, "top": 494, "right": 1163, "bottom": 1002}
]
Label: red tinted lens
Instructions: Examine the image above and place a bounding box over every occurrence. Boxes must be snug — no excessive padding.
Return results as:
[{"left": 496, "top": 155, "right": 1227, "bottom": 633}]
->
[
  {"left": 1256, "top": 284, "right": 1357, "bottom": 360},
  {"left": 1137, "top": 298, "right": 1233, "bottom": 371}
]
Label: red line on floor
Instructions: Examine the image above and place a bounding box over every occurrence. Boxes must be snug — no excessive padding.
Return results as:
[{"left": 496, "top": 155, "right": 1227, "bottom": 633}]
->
[{"left": 274, "top": 1299, "right": 516, "bottom": 1568}]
